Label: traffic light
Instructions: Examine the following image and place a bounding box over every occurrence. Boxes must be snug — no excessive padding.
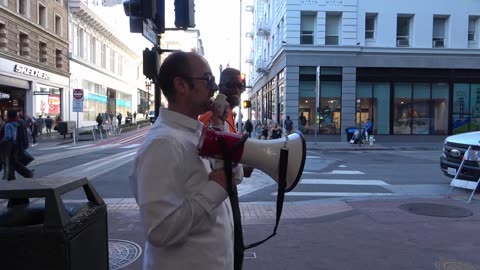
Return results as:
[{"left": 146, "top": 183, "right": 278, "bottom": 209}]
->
[
  {"left": 174, "top": 0, "right": 195, "bottom": 29},
  {"left": 243, "top": 100, "right": 251, "bottom": 109},
  {"left": 143, "top": 48, "right": 160, "bottom": 80},
  {"left": 240, "top": 73, "right": 246, "bottom": 87},
  {"left": 123, "top": 0, "right": 157, "bottom": 33}
]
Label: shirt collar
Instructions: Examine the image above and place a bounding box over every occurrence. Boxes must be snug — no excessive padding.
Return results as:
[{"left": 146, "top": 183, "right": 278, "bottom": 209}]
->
[{"left": 158, "top": 107, "right": 204, "bottom": 134}]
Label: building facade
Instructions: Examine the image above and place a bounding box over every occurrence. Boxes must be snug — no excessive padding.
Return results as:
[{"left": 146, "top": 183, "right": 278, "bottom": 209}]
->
[
  {"left": 0, "top": 0, "right": 69, "bottom": 120},
  {"left": 247, "top": 0, "right": 480, "bottom": 137},
  {"left": 68, "top": 0, "right": 145, "bottom": 127}
]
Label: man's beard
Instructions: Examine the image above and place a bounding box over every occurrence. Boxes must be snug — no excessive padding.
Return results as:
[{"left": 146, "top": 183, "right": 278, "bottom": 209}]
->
[{"left": 226, "top": 95, "right": 240, "bottom": 107}]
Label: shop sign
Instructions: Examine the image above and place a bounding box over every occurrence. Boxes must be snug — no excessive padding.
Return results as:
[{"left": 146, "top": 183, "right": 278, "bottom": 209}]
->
[
  {"left": 0, "top": 92, "right": 10, "bottom": 99},
  {"left": 33, "top": 89, "right": 51, "bottom": 95},
  {"left": 14, "top": 64, "right": 51, "bottom": 80}
]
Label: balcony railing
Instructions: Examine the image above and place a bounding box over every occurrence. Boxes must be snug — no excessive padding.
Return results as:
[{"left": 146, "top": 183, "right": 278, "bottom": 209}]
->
[
  {"left": 256, "top": 20, "right": 270, "bottom": 36},
  {"left": 255, "top": 58, "right": 268, "bottom": 73}
]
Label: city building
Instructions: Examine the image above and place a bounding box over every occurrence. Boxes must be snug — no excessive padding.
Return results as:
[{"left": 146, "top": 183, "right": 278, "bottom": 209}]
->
[
  {"left": 0, "top": 0, "right": 69, "bottom": 120},
  {"left": 68, "top": 0, "right": 148, "bottom": 127},
  {"left": 247, "top": 0, "right": 480, "bottom": 137}
]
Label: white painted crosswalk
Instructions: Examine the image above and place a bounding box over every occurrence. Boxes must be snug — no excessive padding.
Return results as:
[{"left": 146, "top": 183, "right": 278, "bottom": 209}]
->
[{"left": 270, "top": 164, "right": 396, "bottom": 198}]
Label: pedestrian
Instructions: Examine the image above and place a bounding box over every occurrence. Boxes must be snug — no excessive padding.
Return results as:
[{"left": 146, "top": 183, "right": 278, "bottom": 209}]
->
[
  {"left": 365, "top": 118, "right": 373, "bottom": 138},
  {"left": 284, "top": 115, "right": 293, "bottom": 135},
  {"left": 36, "top": 115, "right": 44, "bottom": 134},
  {"left": 130, "top": 51, "right": 237, "bottom": 270},
  {"left": 117, "top": 112, "right": 122, "bottom": 126},
  {"left": 255, "top": 121, "right": 262, "bottom": 139},
  {"left": 271, "top": 123, "right": 282, "bottom": 139},
  {"left": 0, "top": 110, "right": 34, "bottom": 208},
  {"left": 133, "top": 111, "right": 137, "bottom": 123},
  {"left": 244, "top": 118, "right": 253, "bottom": 137},
  {"left": 31, "top": 121, "right": 38, "bottom": 146},
  {"left": 299, "top": 112, "right": 307, "bottom": 132},
  {"left": 45, "top": 115, "right": 53, "bottom": 134},
  {"left": 96, "top": 113, "right": 103, "bottom": 129}
]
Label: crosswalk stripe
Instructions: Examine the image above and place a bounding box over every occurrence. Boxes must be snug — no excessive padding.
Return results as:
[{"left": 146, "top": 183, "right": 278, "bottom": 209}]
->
[
  {"left": 324, "top": 170, "right": 365, "bottom": 175},
  {"left": 306, "top": 156, "right": 322, "bottom": 159},
  {"left": 120, "top": 143, "right": 142, "bottom": 149},
  {"left": 300, "top": 179, "right": 389, "bottom": 186},
  {"left": 276, "top": 192, "right": 398, "bottom": 197}
]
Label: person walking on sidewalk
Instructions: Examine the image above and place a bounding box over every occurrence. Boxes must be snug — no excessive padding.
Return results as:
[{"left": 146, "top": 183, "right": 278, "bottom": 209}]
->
[
  {"left": 36, "top": 115, "right": 44, "bottom": 134},
  {"left": 45, "top": 115, "right": 53, "bottom": 135},
  {"left": 130, "top": 51, "right": 237, "bottom": 270},
  {"left": 30, "top": 121, "right": 38, "bottom": 146}
]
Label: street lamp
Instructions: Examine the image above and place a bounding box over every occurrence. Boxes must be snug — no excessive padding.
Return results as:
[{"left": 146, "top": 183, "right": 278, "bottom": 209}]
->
[{"left": 219, "top": 64, "right": 223, "bottom": 75}]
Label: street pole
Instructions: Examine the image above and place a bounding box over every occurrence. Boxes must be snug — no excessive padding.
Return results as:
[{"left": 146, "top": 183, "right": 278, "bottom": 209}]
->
[
  {"left": 237, "top": 0, "right": 243, "bottom": 133},
  {"left": 315, "top": 66, "right": 320, "bottom": 144}
]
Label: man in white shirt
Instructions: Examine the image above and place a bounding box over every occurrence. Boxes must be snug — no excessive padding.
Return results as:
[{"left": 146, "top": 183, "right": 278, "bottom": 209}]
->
[{"left": 130, "top": 51, "right": 236, "bottom": 270}]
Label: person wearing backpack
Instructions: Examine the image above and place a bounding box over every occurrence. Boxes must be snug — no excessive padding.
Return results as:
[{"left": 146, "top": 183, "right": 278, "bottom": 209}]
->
[{"left": 1, "top": 110, "right": 33, "bottom": 206}]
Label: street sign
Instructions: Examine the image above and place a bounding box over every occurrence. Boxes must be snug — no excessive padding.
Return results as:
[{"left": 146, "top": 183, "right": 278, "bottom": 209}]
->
[
  {"left": 72, "top": 89, "right": 84, "bottom": 112},
  {"left": 73, "top": 89, "right": 84, "bottom": 99},
  {"left": 143, "top": 19, "right": 158, "bottom": 45}
]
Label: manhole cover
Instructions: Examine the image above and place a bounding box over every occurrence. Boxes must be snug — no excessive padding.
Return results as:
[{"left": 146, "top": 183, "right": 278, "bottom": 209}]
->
[
  {"left": 109, "top": 239, "right": 143, "bottom": 270},
  {"left": 400, "top": 203, "right": 473, "bottom": 218}
]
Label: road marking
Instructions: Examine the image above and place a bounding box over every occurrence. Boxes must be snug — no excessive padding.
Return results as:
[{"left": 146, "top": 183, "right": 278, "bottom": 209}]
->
[
  {"left": 277, "top": 192, "right": 398, "bottom": 197},
  {"left": 306, "top": 156, "right": 322, "bottom": 159},
  {"left": 38, "top": 145, "right": 71, "bottom": 150},
  {"left": 338, "top": 165, "right": 347, "bottom": 168},
  {"left": 300, "top": 179, "right": 389, "bottom": 186},
  {"left": 324, "top": 170, "right": 365, "bottom": 175},
  {"left": 68, "top": 144, "right": 94, "bottom": 149},
  {"left": 120, "top": 143, "right": 142, "bottom": 149}
]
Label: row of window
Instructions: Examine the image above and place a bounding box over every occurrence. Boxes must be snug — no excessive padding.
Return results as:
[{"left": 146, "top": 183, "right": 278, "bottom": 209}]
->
[
  {"left": 73, "top": 24, "right": 127, "bottom": 77},
  {"left": 299, "top": 13, "right": 479, "bottom": 47},
  {"left": 1, "top": 0, "right": 64, "bottom": 37},
  {"left": 0, "top": 23, "right": 63, "bottom": 67}
]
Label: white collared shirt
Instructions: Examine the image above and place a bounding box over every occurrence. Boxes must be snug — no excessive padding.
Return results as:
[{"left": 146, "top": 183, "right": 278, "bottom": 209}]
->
[{"left": 130, "top": 108, "right": 234, "bottom": 270}]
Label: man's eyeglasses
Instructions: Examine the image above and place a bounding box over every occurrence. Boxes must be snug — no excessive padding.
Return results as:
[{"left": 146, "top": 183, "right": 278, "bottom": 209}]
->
[{"left": 184, "top": 75, "right": 216, "bottom": 90}]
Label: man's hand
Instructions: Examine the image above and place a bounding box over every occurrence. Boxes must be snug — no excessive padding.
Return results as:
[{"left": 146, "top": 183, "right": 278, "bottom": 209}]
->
[{"left": 243, "top": 165, "right": 254, "bottom": 178}]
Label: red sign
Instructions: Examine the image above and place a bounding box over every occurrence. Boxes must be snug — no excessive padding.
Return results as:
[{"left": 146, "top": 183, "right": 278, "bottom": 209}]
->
[{"left": 73, "top": 89, "right": 84, "bottom": 99}]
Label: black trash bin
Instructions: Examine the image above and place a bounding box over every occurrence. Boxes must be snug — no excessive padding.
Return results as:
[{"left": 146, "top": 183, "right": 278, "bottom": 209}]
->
[{"left": 0, "top": 177, "right": 108, "bottom": 270}]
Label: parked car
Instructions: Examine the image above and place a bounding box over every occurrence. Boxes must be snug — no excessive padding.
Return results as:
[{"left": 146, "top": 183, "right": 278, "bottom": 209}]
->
[
  {"left": 148, "top": 110, "right": 156, "bottom": 123},
  {"left": 440, "top": 131, "right": 480, "bottom": 181}
]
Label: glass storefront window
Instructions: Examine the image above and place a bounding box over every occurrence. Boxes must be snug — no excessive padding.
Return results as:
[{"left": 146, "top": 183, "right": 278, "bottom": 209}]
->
[
  {"left": 432, "top": 83, "right": 449, "bottom": 135},
  {"left": 412, "top": 83, "right": 431, "bottom": 135},
  {"left": 319, "top": 81, "right": 341, "bottom": 134},
  {"left": 393, "top": 83, "right": 412, "bottom": 134},
  {"left": 453, "top": 83, "right": 471, "bottom": 134},
  {"left": 34, "top": 84, "right": 61, "bottom": 119},
  {"left": 373, "top": 83, "right": 390, "bottom": 134}
]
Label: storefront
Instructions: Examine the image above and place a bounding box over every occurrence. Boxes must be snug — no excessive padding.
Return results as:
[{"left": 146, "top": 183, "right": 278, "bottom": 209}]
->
[{"left": 0, "top": 58, "right": 68, "bottom": 121}]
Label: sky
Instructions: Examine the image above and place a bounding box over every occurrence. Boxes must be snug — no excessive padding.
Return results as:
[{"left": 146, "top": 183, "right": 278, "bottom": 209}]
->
[{"left": 164, "top": 0, "right": 250, "bottom": 79}]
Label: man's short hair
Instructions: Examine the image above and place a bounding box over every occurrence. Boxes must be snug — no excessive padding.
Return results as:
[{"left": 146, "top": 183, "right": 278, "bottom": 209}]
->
[
  {"left": 7, "top": 110, "right": 17, "bottom": 120},
  {"left": 219, "top": 68, "right": 241, "bottom": 92},
  {"left": 158, "top": 51, "right": 194, "bottom": 103}
]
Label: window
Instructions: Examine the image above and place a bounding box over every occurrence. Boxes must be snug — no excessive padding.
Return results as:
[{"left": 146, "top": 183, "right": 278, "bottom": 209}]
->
[
  {"left": 89, "top": 37, "right": 96, "bottom": 64},
  {"left": 300, "top": 13, "right": 315, "bottom": 45},
  {"left": 0, "top": 23, "right": 6, "bottom": 49},
  {"left": 365, "top": 13, "right": 376, "bottom": 39},
  {"left": 54, "top": 14, "right": 61, "bottom": 36},
  {"left": 117, "top": 54, "right": 122, "bottom": 75},
  {"left": 326, "top": 13, "right": 341, "bottom": 45},
  {"left": 397, "top": 15, "right": 412, "bottom": 47},
  {"left": 18, "top": 0, "right": 29, "bottom": 17},
  {"left": 19, "top": 33, "right": 29, "bottom": 56},
  {"left": 38, "top": 3, "right": 46, "bottom": 27},
  {"left": 469, "top": 17, "right": 478, "bottom": 42},
  {"left": 100, "top": 42, "right": 106, "bottom": 68},
  {"left": 433, "top": 16, "right": 447, "bottom": 48},
  {"left": 110, "top": 48, "right": 115, "bottom": 72},
  {"left": 77, "top": 28, "right": 84, "bottom": 57},
  {"left": 39, "top": 41, "right": 47, "bottom": 63},
  {"left": 55, "top": 49, "right": 62, "bottom": 68}
]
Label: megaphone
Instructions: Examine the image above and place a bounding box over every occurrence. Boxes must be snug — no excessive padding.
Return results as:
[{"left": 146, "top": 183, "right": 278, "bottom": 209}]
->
[{"left": 198, "top": 128, "right": 306, "bottom": 192}]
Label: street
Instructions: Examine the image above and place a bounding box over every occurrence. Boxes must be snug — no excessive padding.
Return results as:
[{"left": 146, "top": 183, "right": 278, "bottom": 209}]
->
[{"left": 7, "top": 128, "right": 480, "bottom": 270}]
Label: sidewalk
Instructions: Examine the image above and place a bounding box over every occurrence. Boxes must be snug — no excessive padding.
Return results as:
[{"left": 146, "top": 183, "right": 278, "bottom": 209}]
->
[{"left": 106, "top": 195, "right": 480, "bottom": 270}]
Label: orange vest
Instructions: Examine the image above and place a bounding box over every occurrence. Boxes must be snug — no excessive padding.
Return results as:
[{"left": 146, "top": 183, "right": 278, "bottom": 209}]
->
[{"left": 199, "top": 110, "right": 236, "bottom": 133}]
